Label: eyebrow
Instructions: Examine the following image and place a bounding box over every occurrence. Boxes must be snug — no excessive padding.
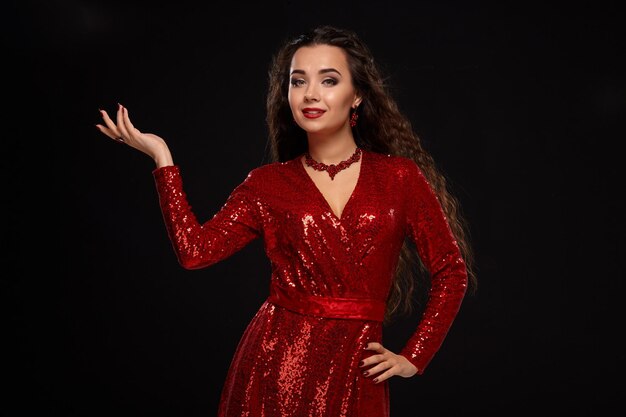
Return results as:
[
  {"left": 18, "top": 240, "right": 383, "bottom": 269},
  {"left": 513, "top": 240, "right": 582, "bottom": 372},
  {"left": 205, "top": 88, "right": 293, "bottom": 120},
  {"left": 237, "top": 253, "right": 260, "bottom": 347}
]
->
[{"left": 290, "top": 68, "right": 343, "bottom": 76}]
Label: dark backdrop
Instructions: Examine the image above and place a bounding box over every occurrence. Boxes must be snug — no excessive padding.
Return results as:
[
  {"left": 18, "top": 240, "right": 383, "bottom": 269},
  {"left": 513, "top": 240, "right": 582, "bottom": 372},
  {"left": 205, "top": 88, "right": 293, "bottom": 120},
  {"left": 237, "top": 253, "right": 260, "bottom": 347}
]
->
[{"left": 4, "top": 1, "right": 624, "bottom": 416}]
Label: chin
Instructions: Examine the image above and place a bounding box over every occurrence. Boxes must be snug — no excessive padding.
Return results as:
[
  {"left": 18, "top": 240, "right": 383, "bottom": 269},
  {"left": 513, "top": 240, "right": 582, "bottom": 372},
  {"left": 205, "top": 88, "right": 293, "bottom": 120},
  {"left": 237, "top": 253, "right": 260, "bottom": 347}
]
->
[
  {"left": 300, "top": 122, "right": 341, "bottom": 136},
  {"left": 298, "top": 121, "right": 321, "bottom": 132}
]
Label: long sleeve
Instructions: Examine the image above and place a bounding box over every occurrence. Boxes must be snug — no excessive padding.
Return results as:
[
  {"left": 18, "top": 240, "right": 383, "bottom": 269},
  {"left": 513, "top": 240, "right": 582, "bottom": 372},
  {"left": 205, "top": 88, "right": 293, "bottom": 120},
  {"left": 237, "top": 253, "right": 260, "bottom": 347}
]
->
[
  {"left": 152, "top": 165, "right": 263, "bottom": 270},
  {"left": 399, "top": 161, "right": 468, "bottom": 374}
]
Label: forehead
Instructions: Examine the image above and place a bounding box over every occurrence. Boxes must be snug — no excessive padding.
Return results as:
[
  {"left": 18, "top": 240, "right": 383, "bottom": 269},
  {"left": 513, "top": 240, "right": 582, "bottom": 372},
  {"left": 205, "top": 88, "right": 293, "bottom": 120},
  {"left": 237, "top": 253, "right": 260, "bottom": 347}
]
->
[{"left": 290, "top": 44, "right": 350, "bottom": 72}]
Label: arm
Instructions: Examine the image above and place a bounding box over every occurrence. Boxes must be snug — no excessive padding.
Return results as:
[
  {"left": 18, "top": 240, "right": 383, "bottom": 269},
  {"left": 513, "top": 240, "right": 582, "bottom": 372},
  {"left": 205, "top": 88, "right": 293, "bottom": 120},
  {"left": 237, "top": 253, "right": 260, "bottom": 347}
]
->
[
  {"left": 399, "top": 160, "right": 468, "bottom": 375},
  {"left": 95, "top": 104, "right": 261, "bottom": 268},
  {"left": 152, "top": 166, "right": 263, "bottom": 270}
]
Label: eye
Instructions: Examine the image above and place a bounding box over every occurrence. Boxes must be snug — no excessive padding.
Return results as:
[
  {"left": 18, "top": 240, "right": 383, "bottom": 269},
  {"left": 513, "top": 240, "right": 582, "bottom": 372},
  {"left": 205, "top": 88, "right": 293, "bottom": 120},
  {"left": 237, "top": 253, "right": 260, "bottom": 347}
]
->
[
  {"left": 322, "top": 78, "right": 338, "bottom": 86},
  {"left": 290, "top": 78, "right": 305, "bottom": 87}
]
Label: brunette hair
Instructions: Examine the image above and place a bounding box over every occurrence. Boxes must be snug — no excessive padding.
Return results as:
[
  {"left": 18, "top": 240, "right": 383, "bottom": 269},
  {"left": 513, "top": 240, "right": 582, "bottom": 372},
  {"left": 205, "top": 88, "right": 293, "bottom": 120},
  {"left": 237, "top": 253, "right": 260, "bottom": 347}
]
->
[{"left": 266, "top": 25, "right": 476, "bottom": 323}]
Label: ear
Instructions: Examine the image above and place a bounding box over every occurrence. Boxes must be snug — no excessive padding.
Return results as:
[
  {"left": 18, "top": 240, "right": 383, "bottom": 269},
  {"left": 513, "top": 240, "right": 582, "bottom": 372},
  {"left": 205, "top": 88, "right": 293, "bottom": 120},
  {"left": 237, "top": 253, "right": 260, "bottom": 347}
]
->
[{"left": 352, "top": 95, "right": 363, "bottom": 108}]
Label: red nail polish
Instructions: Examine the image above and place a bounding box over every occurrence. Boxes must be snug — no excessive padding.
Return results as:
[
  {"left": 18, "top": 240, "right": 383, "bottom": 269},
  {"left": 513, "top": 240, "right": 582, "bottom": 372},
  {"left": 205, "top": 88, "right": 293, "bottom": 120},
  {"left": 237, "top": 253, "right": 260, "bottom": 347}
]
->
[
  {"left": 373, "top": 378, "right": 378, "bottom": 383},
  {"left": 363, "top": 371, "right": 369, "bottom": 376}
]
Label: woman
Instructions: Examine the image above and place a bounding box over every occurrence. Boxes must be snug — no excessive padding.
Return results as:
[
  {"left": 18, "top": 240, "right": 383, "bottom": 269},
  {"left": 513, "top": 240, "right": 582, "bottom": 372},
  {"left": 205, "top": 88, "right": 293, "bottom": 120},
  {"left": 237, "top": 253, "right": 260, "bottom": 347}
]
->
[{"left": 96, "top": 25, "right": 476, "bottom": 417}]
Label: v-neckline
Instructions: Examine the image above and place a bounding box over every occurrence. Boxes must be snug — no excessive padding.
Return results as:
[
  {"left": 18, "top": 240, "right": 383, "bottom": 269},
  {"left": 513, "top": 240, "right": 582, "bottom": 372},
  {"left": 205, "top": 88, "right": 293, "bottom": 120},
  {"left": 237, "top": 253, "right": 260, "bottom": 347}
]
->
[{"left": 296, "top": 148, "right": 366, "bottom": 222}]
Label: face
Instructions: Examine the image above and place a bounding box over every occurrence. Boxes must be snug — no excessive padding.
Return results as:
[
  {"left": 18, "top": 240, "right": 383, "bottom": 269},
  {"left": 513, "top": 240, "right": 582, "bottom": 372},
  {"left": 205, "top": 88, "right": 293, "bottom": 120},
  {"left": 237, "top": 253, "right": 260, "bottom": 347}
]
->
[{"left": 288, "top": 44, "right": 362, "bottom": 136}]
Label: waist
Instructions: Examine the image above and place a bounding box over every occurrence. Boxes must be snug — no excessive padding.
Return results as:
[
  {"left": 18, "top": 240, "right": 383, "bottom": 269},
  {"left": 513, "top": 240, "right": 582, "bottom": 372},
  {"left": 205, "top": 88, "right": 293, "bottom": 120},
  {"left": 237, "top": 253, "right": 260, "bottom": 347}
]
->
[{"left": 267, "top": 283, "right": 386, "bottom": 322}]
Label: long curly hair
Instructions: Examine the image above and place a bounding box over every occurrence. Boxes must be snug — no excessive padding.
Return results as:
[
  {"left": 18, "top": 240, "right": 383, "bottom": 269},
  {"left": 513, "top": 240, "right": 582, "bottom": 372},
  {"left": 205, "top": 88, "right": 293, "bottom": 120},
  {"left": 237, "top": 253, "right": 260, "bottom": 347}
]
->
[{"left": 265, "top": 25, "right": 476, "bottom": 323}]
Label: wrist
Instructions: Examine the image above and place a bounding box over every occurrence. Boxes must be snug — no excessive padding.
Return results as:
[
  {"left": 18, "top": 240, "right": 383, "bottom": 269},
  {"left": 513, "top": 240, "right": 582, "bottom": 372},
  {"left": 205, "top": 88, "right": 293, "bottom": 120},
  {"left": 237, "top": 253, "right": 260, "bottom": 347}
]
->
[
  {"left": 399, "top": 354, "right": 419, "bottom": 376},
  {"left": 153, "top": 143, "right": 174, "bottom": 168}
]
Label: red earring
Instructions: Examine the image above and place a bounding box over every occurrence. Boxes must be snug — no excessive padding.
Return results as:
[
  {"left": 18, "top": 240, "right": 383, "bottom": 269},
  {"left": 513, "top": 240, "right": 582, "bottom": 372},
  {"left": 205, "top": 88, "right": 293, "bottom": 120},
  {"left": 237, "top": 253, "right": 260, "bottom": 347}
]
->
[{"left": 350, "top": 108, "right": 359, "bottom": 127}]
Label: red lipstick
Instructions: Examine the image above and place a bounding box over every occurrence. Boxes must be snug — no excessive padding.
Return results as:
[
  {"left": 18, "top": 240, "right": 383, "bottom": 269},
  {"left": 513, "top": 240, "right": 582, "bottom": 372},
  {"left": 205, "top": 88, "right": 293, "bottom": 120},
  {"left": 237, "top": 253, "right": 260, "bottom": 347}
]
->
[{"left": 302, "top": 108, "right": 326, "bottom": 119}]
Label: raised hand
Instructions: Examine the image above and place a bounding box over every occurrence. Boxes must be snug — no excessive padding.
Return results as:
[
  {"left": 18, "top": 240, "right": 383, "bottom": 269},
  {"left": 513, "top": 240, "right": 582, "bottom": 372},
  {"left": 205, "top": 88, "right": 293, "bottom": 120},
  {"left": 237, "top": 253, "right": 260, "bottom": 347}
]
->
[{"left": 95, "top": 103, "right": 174, "bottom": 168}]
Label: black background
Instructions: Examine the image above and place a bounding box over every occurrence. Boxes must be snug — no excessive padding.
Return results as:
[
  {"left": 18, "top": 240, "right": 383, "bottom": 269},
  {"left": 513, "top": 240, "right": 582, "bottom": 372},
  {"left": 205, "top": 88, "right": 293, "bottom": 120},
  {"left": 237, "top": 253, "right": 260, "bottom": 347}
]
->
[{"left": 4, "top": 1, "right": 624, "bottom": 416}]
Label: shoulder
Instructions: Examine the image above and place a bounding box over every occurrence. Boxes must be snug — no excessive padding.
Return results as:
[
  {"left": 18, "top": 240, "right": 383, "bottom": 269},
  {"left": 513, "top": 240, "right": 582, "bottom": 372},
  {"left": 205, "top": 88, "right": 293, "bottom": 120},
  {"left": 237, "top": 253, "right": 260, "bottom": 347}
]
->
[
  {"left": 366, "top": 151, "right": 436, "bottom": 200},
  {"left": 365, "top": 150, "right": 422, "bottom": 180},
  {"left": 246, "top": 160, "right": 289, "bottom": 180},
  {"left": 239, "top": 159, "right": 293, "bottom": 192}
]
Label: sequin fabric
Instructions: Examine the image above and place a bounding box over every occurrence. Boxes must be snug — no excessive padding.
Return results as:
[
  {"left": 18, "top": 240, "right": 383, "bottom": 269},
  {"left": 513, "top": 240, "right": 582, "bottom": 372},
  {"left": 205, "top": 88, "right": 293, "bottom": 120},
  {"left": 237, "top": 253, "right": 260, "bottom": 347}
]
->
[{"left": 152, "top": 149, "right": 468, "bottom": 416}]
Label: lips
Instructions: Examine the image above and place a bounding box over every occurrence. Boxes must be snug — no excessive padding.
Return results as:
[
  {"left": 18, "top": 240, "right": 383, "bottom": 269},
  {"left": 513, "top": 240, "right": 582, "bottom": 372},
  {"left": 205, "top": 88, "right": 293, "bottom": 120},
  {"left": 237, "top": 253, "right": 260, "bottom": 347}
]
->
[{"left": 302, "top": 108, "right": 326, "bottom": 119}]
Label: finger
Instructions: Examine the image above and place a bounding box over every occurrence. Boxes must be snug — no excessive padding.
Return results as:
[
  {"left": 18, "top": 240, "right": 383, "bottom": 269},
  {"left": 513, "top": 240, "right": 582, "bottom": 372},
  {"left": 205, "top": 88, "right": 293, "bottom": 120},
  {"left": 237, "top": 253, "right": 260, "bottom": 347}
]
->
[
  {"left": 100, "top": 110, "right": 119, "bottom": 137},
  {"left": 95, "top": 124, "right": 126, "bottom": 144},
  {"left": 95, "top": 123, "right": 113, "bottom": 138},
  {"left": 360, "top": 353, "right": 385, "bottom": 368},
  {"left": 117, "top": 104, "right": 130, "bottom": 139},
  {"left": 123, "top": 107, "right": 135, "bottom": 130},
  {"left": 95, "top": 120, "right": 121, "bottom": 142},
  {"left": 373, "top": 367, "right": 397, "bottom": 384},
  {"left": 122, "top": 105, "right": 138, "bottom": 136},
  {"left": 363, "top": 360, "right": 394, "bottom": 378},
  {"left": 364, "top": 342, "right": 386, "bottom": 353}
]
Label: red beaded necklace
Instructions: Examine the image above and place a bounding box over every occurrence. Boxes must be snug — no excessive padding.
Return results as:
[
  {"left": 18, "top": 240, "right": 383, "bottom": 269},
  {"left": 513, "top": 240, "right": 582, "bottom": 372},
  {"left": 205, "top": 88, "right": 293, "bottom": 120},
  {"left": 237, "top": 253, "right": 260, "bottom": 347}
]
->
[{"left": 304, "top": 147, "right": 362, "bottom": 180}]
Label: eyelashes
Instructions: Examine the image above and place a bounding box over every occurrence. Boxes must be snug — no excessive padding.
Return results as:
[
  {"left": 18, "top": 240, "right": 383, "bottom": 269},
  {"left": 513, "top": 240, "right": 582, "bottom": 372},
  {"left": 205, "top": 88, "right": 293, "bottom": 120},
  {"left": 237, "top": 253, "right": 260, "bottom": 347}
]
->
[{"left": 290, "top": 78, "right": 339, "bottom": 87}]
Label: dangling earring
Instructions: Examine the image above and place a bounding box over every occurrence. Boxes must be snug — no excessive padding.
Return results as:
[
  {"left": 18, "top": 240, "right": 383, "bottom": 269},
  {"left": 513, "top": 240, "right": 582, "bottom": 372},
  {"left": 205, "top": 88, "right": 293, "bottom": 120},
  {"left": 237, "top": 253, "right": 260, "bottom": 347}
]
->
[{"left": 350, "top": 107, "right": 359, "bottom": 127}]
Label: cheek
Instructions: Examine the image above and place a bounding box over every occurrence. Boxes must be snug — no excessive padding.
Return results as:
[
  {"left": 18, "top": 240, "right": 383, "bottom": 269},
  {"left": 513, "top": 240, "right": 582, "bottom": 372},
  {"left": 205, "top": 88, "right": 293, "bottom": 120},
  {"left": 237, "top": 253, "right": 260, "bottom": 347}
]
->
[
  {"left": 325, "top": 89, "right": 354, "bottom": 109},
  {"left": 287, "top": 89, "right": 300, "bottom": 112}
]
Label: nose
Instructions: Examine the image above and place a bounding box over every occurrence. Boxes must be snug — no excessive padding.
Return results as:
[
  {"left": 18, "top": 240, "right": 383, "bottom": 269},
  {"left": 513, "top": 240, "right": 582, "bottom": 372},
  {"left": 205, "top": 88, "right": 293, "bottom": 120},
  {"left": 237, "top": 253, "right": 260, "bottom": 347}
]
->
[{"left": 304, "top": 86, "right": 319, "bottom": 102}]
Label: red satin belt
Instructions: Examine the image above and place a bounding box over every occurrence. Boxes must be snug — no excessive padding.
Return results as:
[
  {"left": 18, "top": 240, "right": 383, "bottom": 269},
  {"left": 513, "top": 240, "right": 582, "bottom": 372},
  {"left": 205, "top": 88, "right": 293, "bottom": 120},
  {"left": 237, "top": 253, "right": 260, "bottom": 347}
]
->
[{"left": 267, "top": 284, "right": 386, "bottom": 322}]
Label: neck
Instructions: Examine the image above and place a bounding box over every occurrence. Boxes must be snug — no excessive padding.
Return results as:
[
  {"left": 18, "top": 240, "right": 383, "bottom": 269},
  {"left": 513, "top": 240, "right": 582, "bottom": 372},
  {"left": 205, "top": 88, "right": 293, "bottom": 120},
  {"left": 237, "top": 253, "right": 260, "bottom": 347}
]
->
[{"left": 306, "top": 133, "right": 358, "bottom": 165}]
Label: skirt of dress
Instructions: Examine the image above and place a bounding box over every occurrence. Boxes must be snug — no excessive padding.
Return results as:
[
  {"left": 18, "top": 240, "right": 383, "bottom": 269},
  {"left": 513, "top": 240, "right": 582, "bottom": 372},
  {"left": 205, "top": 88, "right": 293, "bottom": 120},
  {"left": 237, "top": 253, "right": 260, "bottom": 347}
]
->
[{"left": 218, "top": 301, "right": 389, "bottom": 417}]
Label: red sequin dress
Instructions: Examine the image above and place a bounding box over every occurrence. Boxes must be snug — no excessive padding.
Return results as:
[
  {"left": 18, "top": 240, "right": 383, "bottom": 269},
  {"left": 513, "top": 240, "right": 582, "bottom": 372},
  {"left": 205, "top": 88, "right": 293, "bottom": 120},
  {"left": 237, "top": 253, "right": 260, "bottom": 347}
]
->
[{"left": 152, "top": 149, "right": 468, "bottom": 417}]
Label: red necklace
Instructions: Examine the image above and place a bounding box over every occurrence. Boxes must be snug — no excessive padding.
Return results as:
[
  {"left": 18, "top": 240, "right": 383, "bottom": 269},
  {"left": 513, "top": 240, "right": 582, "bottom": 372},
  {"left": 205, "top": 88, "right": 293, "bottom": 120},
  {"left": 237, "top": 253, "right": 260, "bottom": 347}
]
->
[{"left": 304, "top": 147, "right": 362, "bottom": 180}]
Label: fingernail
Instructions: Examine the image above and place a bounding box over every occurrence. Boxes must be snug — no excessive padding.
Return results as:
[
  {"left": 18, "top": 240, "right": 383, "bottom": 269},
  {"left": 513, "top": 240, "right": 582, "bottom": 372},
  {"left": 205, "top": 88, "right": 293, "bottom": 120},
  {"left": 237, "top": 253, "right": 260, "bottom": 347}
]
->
[
  {"left": 359, "top": 361, "right": 364, "bottom": 367},
  {"left": 373, "top": 378, "right": 379, "bottom": 383},
  {"left": 363, "top": 371, "right": 369, "bottom": 376}
]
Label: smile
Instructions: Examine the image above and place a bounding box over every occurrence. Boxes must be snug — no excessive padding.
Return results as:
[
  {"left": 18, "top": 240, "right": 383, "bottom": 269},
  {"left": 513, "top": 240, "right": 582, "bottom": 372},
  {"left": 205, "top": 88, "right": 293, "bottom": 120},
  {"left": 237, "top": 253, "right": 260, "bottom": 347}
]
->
[{"left": 302, "top": 108, "right": 326, "bottom": 119}]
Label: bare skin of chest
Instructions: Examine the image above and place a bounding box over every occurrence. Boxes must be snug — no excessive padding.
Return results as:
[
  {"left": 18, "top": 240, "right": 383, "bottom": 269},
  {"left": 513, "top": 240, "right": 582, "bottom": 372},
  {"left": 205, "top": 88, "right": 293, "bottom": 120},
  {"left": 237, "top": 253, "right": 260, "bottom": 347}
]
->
[{"left": 301, "top": 156, "right": 361, "bottom": 220}]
